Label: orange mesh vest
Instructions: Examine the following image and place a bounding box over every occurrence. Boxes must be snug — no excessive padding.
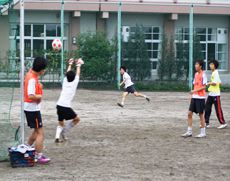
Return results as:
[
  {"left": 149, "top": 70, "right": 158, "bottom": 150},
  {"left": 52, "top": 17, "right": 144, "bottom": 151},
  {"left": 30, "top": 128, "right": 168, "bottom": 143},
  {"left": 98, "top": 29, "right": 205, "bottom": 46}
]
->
[
  {"left": 24, "top": 69, "right": 43, "bottom": 103},
  {"left": 193, "top": 71, "right": 206, "bottom": 97}
]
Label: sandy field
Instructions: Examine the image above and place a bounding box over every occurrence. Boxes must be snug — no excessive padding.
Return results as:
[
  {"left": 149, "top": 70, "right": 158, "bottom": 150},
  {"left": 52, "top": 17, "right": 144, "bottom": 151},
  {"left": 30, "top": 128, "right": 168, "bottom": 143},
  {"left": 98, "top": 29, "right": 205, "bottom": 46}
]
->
[{"left": 0, "top": 88, "right": 230, "bottom": 181}]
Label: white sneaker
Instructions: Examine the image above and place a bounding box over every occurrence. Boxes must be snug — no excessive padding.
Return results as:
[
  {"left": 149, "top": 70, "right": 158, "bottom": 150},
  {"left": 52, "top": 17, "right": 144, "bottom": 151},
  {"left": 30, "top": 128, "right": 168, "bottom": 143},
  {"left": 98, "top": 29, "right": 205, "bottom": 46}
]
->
[
  {"left": 217, "top": 124, "right": 227, "bottom": 129},
  {"left": 195, "top": 133, "right": 206, "bottom": 138},
  {"left": 206, "top": 124, "right": 210, "bottom": 128},
  {"left": 181, "top": 132, "right": 192, "bottom": 138}
]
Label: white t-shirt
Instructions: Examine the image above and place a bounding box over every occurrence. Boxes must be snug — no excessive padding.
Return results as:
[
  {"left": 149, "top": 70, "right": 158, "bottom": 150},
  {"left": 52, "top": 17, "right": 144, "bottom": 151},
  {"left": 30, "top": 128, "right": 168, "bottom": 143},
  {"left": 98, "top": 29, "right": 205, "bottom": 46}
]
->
[
  {"left": 123, "top": 72, "right": 134, "bottom": 88},
  {"left": 209, "top": 70, "right": 221, "bottom": 97},
  {"left": 192, "top": 72, "right": 207, "bottom": 99},
  {"left": 24, "top": 79, "right": 41, "bottom": 112},
  {"left": 57, "top": 76, "right": 79, "bottom": 108}
]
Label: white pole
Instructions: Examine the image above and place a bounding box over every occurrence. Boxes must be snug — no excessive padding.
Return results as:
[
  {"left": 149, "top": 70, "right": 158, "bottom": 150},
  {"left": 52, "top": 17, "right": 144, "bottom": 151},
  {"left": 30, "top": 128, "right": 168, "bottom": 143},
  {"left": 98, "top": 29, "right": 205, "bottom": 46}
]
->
[{"left": 20, "top": 0, "right": 25, "bottom": 144}]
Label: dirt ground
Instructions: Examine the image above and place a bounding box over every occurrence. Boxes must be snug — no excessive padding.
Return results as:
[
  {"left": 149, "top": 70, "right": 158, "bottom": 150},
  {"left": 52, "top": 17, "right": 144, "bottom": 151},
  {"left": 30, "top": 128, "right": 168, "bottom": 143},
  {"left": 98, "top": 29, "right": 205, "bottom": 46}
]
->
[{"left": 0, "top": 88, "right": 230, "bottom": 181}]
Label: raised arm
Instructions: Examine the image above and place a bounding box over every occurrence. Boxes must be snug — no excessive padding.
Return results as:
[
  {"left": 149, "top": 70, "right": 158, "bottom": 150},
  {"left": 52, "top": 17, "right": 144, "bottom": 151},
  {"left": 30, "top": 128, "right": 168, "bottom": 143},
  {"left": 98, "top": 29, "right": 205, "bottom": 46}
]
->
[
  {"left": 75, "top": 58, "right": 84, "bottom": 77},
  {"left": 67, "top": 58, "right": 74, "bottom": 72}
]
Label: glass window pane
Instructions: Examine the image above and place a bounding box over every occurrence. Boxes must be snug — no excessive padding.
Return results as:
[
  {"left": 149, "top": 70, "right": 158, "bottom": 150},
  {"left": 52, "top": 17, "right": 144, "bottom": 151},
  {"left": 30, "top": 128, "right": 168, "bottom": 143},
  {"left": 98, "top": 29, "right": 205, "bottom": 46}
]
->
[
  {"left": 218, "top": 44, "right": 226, "bottom": 52},
  {"left": 10, "top": 24, "right": 20, "bottom": 36},
  {"left": 153, "top": 27, "right": 159, "bottom": 33},
  {"left": 198, "top": 35, "right": 206, "bottom": 41},
  {"left": 144, "top": 27, "right": 152, "bottom": 34},
  {"left": 152, "top": 43, "right": 158, "bottom": 50},
  {"left": 148, "top": 51, "right": 152, "bottom": 58},
  {"left": 153, "top": 51, "right": 158, "bottom": 58},
  {"left": 46, "top": 40, "right": 53, "bottom": 50},
  {"left": 153, "top": 34, "right": 159, "bottom": 40},
  {"left": 145, "top": 34, "right": 152, "bottom": 40},
  {"left": 25, "top": 40, "right": 31, "bottom": 57},
  {"left": 196, "top": 28, "right": 206, "bottom": 34},
  {"left": 33, "top": 25, "right": 44, "bottom": 37},
  {"left": 46, "top": 24, "right": 56, "bottom": 36},
  {"left": 33, "top": 40, "right": 44, "bottom": 56},
  {"left": 151, "top": 61, "right": 157, "bottom": 69},
  {"left": 146, "top": 43, "right": 152, "bottom": 50},
  {"left": 25, "top": 25, "right": 31, "bottom": 36}
]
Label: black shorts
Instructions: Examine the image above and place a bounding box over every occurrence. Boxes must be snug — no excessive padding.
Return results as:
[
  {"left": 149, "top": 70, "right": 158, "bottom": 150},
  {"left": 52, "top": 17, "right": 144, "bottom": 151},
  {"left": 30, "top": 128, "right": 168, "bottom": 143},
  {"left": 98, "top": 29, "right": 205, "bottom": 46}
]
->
[
  {"left": 125, "top": 85, "right": 136, "bottom": 94},
  {"left": 56, "top": 105, "right": 77, "bottom": 121},
  {"left": 24, "top": 111, "right": 43, "bottom": 129},
  {"left": 189, "top": 98, "right": 205, "bottom": 114}
]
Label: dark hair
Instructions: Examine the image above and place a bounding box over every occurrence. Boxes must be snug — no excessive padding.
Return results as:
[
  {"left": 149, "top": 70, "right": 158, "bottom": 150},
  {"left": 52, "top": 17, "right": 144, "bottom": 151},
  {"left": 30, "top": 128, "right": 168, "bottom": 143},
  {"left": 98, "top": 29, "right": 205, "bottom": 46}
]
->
[
  {"left": 120, "top": 66, "right": 126, "bottom": 72},
  {"left": 66, "top": 70, "right": 76, "bottom": 82},
  {"left": 195, "top": 60, "right": 204, "bottom": 69},
  {"left": 32, "top": 57, "right": 48, "bottom": 72},
  {"left": 209, "top": 59, "right": 219, "bottom": 69}
]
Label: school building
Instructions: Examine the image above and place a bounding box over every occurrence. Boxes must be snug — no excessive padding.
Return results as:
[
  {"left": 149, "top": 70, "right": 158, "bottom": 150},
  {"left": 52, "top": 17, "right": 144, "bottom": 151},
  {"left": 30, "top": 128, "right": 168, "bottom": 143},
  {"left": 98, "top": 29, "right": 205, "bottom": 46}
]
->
[{"left": 0, "top": 0, "right": 230, "bottom": 82}]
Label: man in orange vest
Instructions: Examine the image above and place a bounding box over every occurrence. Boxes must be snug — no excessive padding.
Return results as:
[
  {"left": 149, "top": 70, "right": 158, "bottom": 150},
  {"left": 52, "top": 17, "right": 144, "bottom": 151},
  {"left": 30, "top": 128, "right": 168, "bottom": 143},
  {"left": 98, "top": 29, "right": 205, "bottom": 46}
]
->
[
  {"left": 182, "top": 60, "right": 207, "bottom": 138},
  {"left": 24, "top": 57, "right": 50, "bottom": 164}
]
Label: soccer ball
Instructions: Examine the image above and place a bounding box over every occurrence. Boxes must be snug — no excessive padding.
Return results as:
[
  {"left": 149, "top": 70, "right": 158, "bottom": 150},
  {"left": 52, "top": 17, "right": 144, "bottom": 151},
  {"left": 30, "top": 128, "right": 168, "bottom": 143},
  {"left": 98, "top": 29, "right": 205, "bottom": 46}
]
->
[{"left": 52, "top": 39, "right": 62, "bottom": 51}]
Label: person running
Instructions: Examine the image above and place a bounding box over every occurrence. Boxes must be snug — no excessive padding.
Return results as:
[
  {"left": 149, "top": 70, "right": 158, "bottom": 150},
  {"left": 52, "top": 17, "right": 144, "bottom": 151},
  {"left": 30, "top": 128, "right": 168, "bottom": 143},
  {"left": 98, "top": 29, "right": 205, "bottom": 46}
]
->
[{"left": 117, "top": 66, "right": 150, "bottom": 108}]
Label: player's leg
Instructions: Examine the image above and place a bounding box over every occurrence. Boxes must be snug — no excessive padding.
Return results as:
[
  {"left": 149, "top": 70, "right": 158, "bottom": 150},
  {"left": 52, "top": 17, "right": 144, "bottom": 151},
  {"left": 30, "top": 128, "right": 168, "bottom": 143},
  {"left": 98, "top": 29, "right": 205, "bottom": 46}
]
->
[
  {"left": 118, "top": 92, "right": 129, "bottom": 107},
  {"left": 28, "top": 130, "right": 37, "bottom": 146},
  {"left": 35, "top": 127, "right": 50, "bottom": 164},
  {"left": 195, "top": 99, "right": 206, "bottom": 138},
  {"left": 133, "top": 91, "right": 150, "bottom": 102},
  {"left": 214, "top": 96, "right": 227, "bottom": 129},
  {"left": 182, "top": 111, "right": 193, "bottom": 137},
  {"left": 55, "top": 120, "right": 64, "bottom": 143},
  {"left": 182, "top": 98, "right": 195, "bottom": 137},
  {"left": 62, "top": 116, "right": 80, "bottom": 139},
  {"left": 204, "top": 96, "right": 213, "bottom": 127}
]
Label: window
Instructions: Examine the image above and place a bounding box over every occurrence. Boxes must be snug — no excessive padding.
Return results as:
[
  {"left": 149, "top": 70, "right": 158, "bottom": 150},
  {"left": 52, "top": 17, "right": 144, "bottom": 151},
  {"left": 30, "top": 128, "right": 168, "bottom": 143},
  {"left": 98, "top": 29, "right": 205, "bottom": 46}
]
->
[
  {"left": 175, "top": 27, "right": 228, "bottom": 71},
  {"left": 123, "top": 26, "right": 161, "bottom": 70},
  {"left": 9, "top": 24, "right": 68, "bottom": 58}
]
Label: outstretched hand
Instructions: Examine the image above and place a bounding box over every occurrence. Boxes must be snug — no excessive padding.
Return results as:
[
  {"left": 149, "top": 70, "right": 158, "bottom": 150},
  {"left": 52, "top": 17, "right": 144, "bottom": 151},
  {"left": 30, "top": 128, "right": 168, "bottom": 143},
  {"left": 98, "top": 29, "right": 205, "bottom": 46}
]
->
[{"left": 75, "top": 58, "right": 84, "bottom": 67}]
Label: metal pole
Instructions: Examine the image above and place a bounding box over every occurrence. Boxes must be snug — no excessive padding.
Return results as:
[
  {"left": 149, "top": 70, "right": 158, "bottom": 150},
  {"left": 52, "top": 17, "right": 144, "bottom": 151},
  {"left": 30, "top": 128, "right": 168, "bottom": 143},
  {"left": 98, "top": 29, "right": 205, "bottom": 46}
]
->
[
  {"left": 189, "top": 4, "right": 194, "bottom": 90},
  {"left": 60, "top": 0, "right": 64, "bottom": 83},
  {"left": 20, "top": 0, "right": 25, "bottom": 144},
  {"left": 117, "top": 1, "right": 122, "bottom": 90}
]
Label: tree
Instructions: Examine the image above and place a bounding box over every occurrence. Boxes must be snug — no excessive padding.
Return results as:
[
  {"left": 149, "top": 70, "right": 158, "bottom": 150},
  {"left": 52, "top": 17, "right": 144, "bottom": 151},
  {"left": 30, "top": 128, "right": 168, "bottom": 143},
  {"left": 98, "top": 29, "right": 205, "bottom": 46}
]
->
[
  {"left": 158, "top": 35, "right": 176, "bottom": 80},
  {"left": 76, "top": 33, "right": 115, "bottom": 80},
  {"left": 122, "top": 25, "right": 151, "bottom": 81}
]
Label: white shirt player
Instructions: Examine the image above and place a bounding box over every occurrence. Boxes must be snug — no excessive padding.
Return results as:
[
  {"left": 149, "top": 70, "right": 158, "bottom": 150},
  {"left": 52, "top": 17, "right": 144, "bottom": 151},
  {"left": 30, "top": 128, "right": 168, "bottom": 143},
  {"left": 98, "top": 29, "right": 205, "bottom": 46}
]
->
[
  {"left": 24, "top": 79, "right": 41, "bottom": 112},
  {"left": 57, "top": 76, "right": 79, "bottom": 108},
  {"left": 123, "top": 72, "right": 134, "bottom": 88}
]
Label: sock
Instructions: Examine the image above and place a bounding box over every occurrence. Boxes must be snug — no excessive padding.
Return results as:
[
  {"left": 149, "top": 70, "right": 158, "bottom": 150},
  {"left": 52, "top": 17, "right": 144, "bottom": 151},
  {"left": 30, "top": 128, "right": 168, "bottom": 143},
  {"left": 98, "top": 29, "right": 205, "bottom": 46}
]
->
[
  {"left": 63, "top": 121, "right": 75, "bottom": 134},
  {"left": 37, "top": 152, "right": 43, "bottom": 159},
  {"left": 144, "top": 95, "right": 147, "bottom": 98},
  {"left": 55, "top": 126, "right": 63, "bottom": 139},
  {"left": 200, "top": 127, "right": 206, "bottom": 135},
  {"left": 187, "top": 127, "right": 192, "bottom": 133}
]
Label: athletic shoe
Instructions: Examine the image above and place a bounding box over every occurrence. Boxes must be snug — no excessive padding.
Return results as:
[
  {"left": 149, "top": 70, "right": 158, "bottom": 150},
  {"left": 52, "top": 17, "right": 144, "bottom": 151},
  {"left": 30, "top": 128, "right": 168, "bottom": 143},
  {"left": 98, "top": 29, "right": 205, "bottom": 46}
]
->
[
  {"left": 181, "top": 132, "right": 192, "bottom": 138},
  {"left": 195, "top": 133, "right": 206, "bottom": 138},
  {"left": 55, "top": 138, "right": 63, "bottom": 143},
  {"left": 37, "top": 155, "right": 50, "bottom": 164},
  {"left": 206, "top": 124, "right": 210, "bottom": 128},
  {"left": 146, "top": 97, "right": 150, "bottom": 102},
  {"left": 61, "top": 132, "right": 68, "bottom": 141},
  {"left": 217, "top": 124, "right": 227, "bottom": 129},
  {"left": 117, "top": 103, "right": 124, "bottom": 108}
]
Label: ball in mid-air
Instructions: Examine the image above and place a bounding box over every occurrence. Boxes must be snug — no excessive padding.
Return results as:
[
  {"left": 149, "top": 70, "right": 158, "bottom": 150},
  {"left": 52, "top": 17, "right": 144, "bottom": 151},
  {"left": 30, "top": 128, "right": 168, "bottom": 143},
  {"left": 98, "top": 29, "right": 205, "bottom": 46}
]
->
[{"left": 52, "top": 39, "right": 62, "bottom": 51}]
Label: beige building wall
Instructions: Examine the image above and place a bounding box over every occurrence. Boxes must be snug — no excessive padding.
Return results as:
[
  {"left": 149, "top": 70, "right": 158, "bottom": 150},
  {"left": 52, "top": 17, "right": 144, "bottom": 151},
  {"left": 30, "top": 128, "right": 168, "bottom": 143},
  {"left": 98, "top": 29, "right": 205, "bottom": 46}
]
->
[
  {"left": 0, "top": 16, "right": 10, "bottom": 63},
  {"left": 69, "top": 16, "right": 80, "bottom": 50}
]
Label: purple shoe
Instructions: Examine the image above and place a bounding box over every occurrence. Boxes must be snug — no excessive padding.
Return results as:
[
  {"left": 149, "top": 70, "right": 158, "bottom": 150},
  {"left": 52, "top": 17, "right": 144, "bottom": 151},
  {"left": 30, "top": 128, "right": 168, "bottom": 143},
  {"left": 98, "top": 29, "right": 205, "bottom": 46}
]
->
[{"left": 37, "top": 155, "right": 51, "bottom": 164}]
